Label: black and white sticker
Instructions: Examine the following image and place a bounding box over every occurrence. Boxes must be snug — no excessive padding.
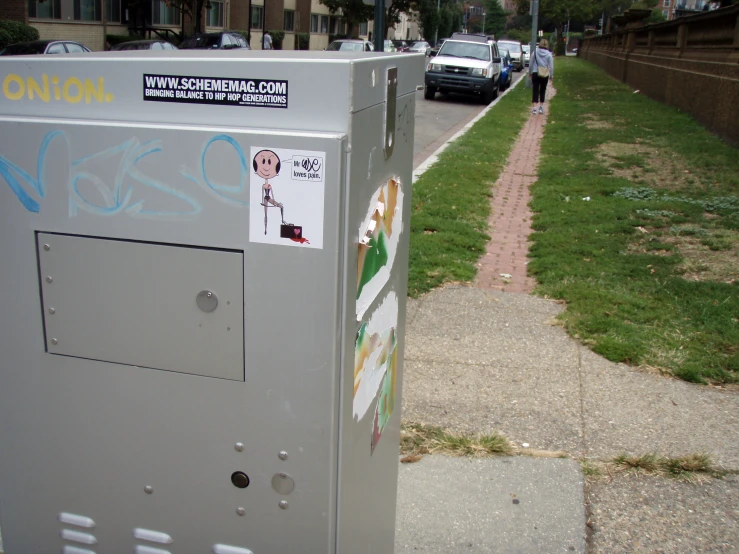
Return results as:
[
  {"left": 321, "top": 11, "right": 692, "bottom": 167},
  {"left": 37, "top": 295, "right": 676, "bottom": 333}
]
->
[{"left": 143, "top": 74, "right": 288, "bottom": 109}]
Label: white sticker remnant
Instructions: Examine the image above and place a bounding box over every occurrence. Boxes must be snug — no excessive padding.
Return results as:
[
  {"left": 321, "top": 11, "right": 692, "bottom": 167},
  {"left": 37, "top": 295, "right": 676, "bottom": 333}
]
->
[
  {"left": 249, "top": 147, "right": 325, "bottom": 249},
  {"left": 354, "top": 291, "right": 398, "bottom": 421},
  {"left": 356, "top": 177, "right": 403, "bottom": 320}
]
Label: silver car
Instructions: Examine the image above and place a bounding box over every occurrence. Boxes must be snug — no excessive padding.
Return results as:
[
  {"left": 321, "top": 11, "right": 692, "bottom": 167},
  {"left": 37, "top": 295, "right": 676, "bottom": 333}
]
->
[
  {"left": 326, "top": 39, "right": 374, "bottom": 52},
  {"left": 409, "top": 41, "right": 431, "bottom": 56}
]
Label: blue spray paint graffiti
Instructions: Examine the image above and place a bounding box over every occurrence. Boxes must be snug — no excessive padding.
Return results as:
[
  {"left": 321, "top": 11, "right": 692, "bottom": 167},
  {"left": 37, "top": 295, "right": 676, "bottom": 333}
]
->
[
  {"left": 0, "top": 131, "right": 203, "bottom": 217},
  {"left": 180, "top": 134, "right": 250, "bottom": 206},
  {"left": 1, "top": 131, "right": 252, "bottom": 216},
  {"left": 70, "top": 137, "right": 201, "bottom": 218},
  {"left": 0, "top": 130, "right": 65, "bottom": 213}
]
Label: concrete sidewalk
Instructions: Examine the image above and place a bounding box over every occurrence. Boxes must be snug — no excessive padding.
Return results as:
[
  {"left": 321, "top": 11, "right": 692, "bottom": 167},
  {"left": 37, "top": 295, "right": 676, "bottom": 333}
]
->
[
  {"left": 396, "top": 87, "right": 739, "bottom": 552},
  {"left": 396, "top": 286, "right": 739, "bottom": 553}
]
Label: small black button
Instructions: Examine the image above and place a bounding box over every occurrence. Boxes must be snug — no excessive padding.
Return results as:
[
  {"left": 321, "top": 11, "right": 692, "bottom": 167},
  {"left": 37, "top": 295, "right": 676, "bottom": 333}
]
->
[{"left": 231, "top": 471, "right": 250, "bottom": 489}]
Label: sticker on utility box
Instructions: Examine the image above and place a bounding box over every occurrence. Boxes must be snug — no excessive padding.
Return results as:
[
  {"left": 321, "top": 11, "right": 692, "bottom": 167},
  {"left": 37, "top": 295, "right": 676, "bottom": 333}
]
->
[
  {"left": 249, "top": 147, "right": 325, "bottom": 249},
  {"left": 143, "top": 74, "right": 288, "bottom": 108}
]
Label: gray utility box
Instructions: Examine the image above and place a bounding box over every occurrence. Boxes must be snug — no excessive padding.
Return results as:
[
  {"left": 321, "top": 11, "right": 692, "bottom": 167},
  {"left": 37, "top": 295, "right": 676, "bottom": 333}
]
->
[{"left": 0, "top": 50, "right": 423, "bottom": 554}]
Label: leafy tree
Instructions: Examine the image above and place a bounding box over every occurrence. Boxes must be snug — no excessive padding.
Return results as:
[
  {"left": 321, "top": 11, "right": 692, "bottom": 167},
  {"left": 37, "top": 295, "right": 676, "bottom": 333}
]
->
[
  {"left": 513, "top": 0, "right": 593, "bottom": 55},
  {"left": 438, "top": 1, "right": 462, "bottom": 38},
  {"left": 644, "top": 8, "right": 667, "bottom": 23},
  {"left": 438, "top": 5, "right": 452, "bottom": 38},
  {"left": 417, "top": 0, "right": 440, "bottom": 40},
  {"left": 165, "top": 0, "right": 208, "bottom": 34},
  {"left": 503, "top": 28, "right": 531, "bottom": 43},
  {"left": 481, "top": 0, "right": 509, "bottom": 37},
  {"left": 320, "top": 0, "right": 375, "bottom": 38},
  {"left": 386, "top": 0, "right": 418, "bottom": 39}
]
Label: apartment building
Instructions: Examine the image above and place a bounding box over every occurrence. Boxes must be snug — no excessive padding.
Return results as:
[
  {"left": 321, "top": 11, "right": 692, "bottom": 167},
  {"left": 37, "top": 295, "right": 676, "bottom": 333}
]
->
[{"left": 3, "top": 0, "right": 353, "bottom": 51}]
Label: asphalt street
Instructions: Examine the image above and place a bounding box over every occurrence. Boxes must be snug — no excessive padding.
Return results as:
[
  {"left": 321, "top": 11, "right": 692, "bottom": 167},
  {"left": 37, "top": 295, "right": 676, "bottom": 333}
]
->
[{"left": 413, "top": 67, "right": 526, "bottom": 169}]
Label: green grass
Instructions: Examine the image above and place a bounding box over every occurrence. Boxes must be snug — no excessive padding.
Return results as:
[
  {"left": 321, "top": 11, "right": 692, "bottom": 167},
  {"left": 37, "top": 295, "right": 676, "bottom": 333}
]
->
[
  {"left": 530, "top": 58, "right": 739, "bottom": 384},
  {"left": 408, "top": 83, "right": 532, "bottom": 297}
]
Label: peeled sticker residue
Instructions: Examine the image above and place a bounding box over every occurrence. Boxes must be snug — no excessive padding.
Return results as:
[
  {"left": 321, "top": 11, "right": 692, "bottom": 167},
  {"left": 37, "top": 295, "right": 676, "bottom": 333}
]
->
[
  {"left": 353, "top": 291, "right": 398, "bottom": 422},
  {"left": 356, "top": 177, "right": 403, "bottom": 321}
]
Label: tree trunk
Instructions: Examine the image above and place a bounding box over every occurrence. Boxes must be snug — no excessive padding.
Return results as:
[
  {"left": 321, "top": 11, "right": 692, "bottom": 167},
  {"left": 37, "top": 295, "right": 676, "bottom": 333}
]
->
[
  {"left": 555, "top": 21, "right": 565, "bottom": 55},
  {"left": 195, "top": 0, "right": 204, "bottom": 34}
]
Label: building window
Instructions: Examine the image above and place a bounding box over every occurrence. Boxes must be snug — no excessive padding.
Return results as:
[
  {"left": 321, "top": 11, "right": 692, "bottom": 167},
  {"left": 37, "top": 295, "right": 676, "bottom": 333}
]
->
[
  {"left": 662, "top": 9, "right": 669, "bottom": 15},
  {"left": 152, "top": 0, "right": 179, "bottom": 25},
  {"left": 251, "top": 6, "right": 264, "bottom": 29},
  {"left": 284, "top": 10, "right": 295, "bottom": 31},
  {"left": 320, "top": 15, "right": 328, "bottom": 33},
  {"left": 663, "top": 0, "right": 670, "bottom": 5},
  {"left": 106, "top": 0, "right": 121, "bottom": 22},
  {"left": 359, "top": 21, "right": 368, "bottom": 36},
  {"left": 207, "top": 0, "right": 224, "bottom": 27},
  {"left": 311, "top": 14, "right": 319, "bottom": 33},
  {"left": 329, "top": 16, "right": 343, "bottom": 34},
  {"left": 28, "top": 0, "right": 62, "bottom": 19},
  {"left": 74, "top": 0, "right": 101, "bottom": 21}
]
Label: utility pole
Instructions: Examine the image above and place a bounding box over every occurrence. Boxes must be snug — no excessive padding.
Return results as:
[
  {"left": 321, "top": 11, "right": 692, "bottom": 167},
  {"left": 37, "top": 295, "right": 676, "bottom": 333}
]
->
[
  {"left": 482, "top": 10, "right": 486, "bottom": 34},
  {"left": 530, "top": 0, "right": 539, "bottom": 63},
  {"left": 374, "top": 0, "right": 385, "bottom": 52}
]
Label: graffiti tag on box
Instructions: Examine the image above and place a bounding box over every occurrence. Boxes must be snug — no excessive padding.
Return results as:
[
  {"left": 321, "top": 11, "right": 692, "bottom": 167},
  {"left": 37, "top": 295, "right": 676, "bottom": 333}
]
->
[{"left": 143, "top": 74, "right": 288, "bottom": 109}]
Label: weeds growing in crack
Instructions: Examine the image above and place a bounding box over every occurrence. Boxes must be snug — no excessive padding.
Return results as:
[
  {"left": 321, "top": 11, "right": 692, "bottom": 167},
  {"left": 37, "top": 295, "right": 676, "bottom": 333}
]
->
[{"left": 400, "top": 422, "right": 513, "bottom": 460}]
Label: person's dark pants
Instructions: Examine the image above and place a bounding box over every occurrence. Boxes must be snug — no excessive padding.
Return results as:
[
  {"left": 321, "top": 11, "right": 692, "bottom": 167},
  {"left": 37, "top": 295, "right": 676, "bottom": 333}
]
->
[{"left": 532, "top": 74, "right": 548, "bottom": 103}]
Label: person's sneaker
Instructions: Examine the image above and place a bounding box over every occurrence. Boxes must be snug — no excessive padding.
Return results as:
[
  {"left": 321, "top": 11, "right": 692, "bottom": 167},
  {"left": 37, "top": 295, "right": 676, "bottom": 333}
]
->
[
  {"left": 539, "top": 106, "right": 544, "bottom": 114},
  {"left": 532, "top": 107, "right": 537, "bottom": 114}
]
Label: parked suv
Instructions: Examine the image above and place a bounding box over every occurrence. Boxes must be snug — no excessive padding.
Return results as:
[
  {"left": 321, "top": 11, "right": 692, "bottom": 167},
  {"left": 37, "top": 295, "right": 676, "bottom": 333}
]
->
[
  {"left": 497, "top": 39, "right": 523, "bottom": 71},
  {"left": 424, "top": 33, "right": 502, "bottom": 104},
  {"left": 179, "top": 32, "right": 250, "bottom": 50}
]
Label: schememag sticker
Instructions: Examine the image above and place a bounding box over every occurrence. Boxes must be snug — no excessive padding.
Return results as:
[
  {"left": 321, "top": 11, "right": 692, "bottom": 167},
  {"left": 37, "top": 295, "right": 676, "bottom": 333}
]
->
[{"left": 143, "top": 74, "right": 288, "bottom": 109}]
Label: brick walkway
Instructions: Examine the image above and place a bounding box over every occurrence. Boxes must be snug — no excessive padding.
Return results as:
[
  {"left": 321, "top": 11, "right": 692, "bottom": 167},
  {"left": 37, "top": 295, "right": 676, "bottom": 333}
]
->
[{"left": 473, "top": 84, "right": 556, "bottom": 293}]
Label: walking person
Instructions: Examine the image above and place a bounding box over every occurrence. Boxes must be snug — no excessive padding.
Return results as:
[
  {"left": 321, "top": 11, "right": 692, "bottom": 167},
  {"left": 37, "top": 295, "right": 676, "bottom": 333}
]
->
[
  {"left": 529, "top": 38, "right": 554, "bottom": 114},
  {"left": 262, "top": 31, "right": 272, "bottom": 50}
]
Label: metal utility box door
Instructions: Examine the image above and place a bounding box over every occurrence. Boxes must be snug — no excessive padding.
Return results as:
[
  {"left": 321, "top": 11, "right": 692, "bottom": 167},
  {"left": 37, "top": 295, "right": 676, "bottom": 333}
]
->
[{"left": 0, "top": 51, "right": 423, "bottom": 553}]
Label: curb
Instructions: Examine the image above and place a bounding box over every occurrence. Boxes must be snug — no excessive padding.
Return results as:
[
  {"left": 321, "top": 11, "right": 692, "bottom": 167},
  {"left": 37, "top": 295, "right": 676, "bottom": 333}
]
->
[{"left": 412, "top": 73, "right": 526, "bottom": 183}]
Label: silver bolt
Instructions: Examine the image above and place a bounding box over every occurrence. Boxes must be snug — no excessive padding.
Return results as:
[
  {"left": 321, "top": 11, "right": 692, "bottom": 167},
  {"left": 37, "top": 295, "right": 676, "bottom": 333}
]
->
[
  {"left": 46, "top": 276, "right": 53, "bottom": 283},
  {"left": 278, "top": 451, "right": 288, "bottom": 461},
  {"left": 50, "top": 338, "right": 58, "bottom": 345},
  {"left": 144, "top": 485, "right": 153, "bottom": 494},
  {"left": 43, "top": 244, "right": 50, "bottom": 251},
  {"left": 48, "top": 307, "right": 55, "bottom": 314},
  {"left": 207, "top": 292, "right": 213, "bottom": 297},
  {"left": 236, "top": 507, "right": 246, "bottom": 516},
  {"left": 234, "top": 442, "right": 244, "bottom": 452},
  {"left": 278, "top": 500, "right": 288, "bottom": 510}
]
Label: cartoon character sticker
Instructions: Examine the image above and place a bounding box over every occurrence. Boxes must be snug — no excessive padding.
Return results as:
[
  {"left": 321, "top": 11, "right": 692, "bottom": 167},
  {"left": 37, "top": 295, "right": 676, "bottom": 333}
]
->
[{"left": 249, "top": 147, "right": 325, "bottom": 249}]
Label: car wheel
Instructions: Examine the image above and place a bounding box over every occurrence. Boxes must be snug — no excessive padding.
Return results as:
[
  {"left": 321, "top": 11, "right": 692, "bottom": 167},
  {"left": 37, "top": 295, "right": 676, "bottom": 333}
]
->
[{"left": 424, "top": 86, "right": 437, "bottom": 100}]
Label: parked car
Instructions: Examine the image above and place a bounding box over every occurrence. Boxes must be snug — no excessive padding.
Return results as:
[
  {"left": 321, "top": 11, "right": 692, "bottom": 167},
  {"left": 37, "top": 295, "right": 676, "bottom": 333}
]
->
[
  {"left": 522, "top": 43, "right": 530, "bottom": 66},
  {"left": 497, "top": 40, "right": 523, "bottom": 71},
  {"left": 179, "top": 32, "right": 250, "bottom": 50},
  {"left": 391, "top": 40, "right": 410, "bottom": 52},
  {"left": 325, "top": 39, "right": 374, "bottom": 52},
  {"left": 425, "top": 33, "right": 502, "bottom": 104},
  {"left": 383, "top": 40, "right": 397, "bottom": 52},
  {"left": 429, "top": 38, "right": 448, "bottom": 56},
  {"left": 499, "top": 48, "right": 513, "bottom": 90},
  {"left": 111, "top": 39, "right": 178, "bottom": 51},
  {"left": 0, "top": 40, "right": 91, "bottom": 56},
  {"left": 409, "top": 40, "right": 431, "bottom": 56}
]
